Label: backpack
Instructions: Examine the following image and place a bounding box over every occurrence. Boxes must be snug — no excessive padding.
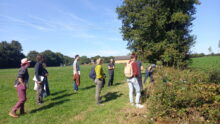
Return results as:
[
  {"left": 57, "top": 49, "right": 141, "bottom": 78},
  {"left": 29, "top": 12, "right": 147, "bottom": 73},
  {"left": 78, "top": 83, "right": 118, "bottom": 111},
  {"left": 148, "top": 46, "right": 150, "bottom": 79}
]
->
[
  {"left": 89, "top": 66, "right": 96, "bottom": 80},
  {"left": 124, "top": 61, "right": 133, "bottom": 78}
]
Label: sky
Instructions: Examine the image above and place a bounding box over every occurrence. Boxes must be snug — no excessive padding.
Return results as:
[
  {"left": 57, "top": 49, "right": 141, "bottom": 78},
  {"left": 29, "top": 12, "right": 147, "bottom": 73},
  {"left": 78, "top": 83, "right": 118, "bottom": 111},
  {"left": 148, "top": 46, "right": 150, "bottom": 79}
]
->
[{"left": 0, "top": 0, "right": 219, "bottom": 57}]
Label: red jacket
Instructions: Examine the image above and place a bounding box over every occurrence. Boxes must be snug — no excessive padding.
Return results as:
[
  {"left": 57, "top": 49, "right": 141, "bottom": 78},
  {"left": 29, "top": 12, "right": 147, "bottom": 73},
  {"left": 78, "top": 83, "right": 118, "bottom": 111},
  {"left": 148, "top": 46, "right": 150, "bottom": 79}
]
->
[{"left": 129, "top": 60, "right": 139, "bottom": 77}]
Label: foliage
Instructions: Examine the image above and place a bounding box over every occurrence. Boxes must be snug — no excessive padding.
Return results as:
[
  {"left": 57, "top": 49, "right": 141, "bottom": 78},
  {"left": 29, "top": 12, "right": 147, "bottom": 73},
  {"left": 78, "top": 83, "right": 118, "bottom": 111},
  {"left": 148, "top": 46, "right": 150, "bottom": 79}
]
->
[
  {"left": 145, "top": 67, "right": 220, "bottom": 123},
  {"left": 0, "top": 40, "right": 25, "bottom": 68},
  {"left": 117, "top": 0, "right": 200, "bottom": 68}
]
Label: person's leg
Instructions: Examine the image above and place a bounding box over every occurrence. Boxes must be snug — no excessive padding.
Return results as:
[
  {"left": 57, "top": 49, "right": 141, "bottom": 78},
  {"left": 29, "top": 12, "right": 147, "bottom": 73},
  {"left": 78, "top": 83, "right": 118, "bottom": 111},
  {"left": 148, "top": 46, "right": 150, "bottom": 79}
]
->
[
  {"left": 111, "top": 72, "right": 114, "bottom": 85},
  {"left": 95, "top": 79, "right": 102, "bottom": 104},
  {"left": 138, "top": 76, "right": 143, "bottom": 91},
  {"left": 127, "top": 79, "right": 134, "bottom": 104},
  {"left": 10, "top": 84, "right": 26, "bottom": 116},
  {"left": 74, "top": 80, "right": 78, "bottom": 91},
  {"left": 37, "top": 83, "right": 44, "bottom": 104},
  {"left": 108, "top": 73, "right": 111, "bottom": 86},
  {"left": 133, "top": 78, "right": 141, "bottom": 104}
]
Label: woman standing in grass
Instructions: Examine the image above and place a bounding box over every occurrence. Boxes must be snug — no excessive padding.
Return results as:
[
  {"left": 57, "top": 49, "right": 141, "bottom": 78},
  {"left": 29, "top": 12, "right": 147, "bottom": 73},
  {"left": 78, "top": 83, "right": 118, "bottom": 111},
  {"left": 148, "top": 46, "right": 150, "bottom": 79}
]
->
[
  {"left": 125, "top": 53, "right": 144, "bottom": 108},
  {"left": 95, "top": 58, "right": 105, "bottom": 105},
  {"left": 9, "top": 58, "right": 31, "bottom": 118}
]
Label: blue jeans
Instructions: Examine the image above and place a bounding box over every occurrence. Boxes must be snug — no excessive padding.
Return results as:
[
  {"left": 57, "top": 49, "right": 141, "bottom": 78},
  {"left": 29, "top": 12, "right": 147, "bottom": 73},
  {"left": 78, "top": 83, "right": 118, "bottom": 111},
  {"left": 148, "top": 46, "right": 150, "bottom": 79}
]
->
[
  {"left": 127, "top": 77, "right": 141, "bottom": 104},
  {"left": 73, "top": 80, "right": 78, "bottom": 91}
]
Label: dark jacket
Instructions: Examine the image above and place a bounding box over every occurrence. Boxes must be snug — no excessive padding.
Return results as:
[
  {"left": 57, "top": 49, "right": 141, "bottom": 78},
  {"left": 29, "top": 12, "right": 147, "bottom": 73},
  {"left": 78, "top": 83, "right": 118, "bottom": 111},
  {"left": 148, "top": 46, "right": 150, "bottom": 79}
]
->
[{"left": 35, "top": 62, "right": 44, "bottom": 81}]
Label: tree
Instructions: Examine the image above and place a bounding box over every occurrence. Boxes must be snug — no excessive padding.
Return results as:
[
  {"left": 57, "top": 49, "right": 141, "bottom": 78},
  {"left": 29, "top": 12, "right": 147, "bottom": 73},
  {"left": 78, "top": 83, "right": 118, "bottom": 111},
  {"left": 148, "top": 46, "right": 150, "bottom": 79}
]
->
[
  {"left": 117, "top": 0, "right": 199, "bottom": 68},
  {"left": 80, "top": 56, "right": 91, "bottom": 64},
  {"left": 0, "top": 40, "right": 25, "bottom": 68},
  {"left": 27, "top": 50, "right": 39, "bottom": 67}
]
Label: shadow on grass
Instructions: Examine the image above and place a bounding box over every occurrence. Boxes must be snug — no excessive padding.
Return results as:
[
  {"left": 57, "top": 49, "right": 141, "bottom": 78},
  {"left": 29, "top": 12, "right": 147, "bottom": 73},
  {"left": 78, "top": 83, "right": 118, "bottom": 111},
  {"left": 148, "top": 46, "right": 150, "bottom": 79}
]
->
[
  {"left": 50, "top": 90, "right": 67, "bottom": 96},
  {"left": 113, "top": 82, "right": 122, "bottom": 86},
  {"left": 51, "top": 93, "right": 74, "bottom": 101},
  {"left": 30, "top": 99, "right": 70, "bottom": 113},
  {"left": 102, "top": 92, "right": 123, "bottom": 103},
  {"left": 81, "top": 85, "right": 95, "bottom": 90}
]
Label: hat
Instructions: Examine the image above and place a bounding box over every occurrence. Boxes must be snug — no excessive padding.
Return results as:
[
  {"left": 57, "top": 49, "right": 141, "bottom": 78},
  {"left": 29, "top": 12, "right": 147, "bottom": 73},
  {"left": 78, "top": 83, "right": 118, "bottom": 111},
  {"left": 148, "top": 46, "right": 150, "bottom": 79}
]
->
[{"left": 21, "top": 58, "right": 31, "bottom": 65}]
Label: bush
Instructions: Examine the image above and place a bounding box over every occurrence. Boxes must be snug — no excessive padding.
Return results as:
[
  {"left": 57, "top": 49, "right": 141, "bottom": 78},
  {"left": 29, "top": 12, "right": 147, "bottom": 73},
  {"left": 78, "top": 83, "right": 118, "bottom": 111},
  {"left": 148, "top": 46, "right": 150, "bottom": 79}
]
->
[{"left": 145, "top": 67, "right": 220, "bottom": 123}]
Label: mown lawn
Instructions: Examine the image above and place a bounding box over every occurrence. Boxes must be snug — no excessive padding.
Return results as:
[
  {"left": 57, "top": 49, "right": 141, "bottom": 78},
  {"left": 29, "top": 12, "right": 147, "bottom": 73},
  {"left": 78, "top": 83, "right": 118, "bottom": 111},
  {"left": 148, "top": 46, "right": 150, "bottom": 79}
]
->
[{"left": 0, "top": 64, "right": 142, "bottom": 124}]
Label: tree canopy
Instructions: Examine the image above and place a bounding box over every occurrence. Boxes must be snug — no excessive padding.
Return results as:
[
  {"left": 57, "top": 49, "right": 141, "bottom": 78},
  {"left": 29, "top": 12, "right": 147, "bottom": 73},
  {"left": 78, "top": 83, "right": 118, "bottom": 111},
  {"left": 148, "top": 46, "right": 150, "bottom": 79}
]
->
[{"left": 117, "top": 0, "right": 200, "bottom": 68}]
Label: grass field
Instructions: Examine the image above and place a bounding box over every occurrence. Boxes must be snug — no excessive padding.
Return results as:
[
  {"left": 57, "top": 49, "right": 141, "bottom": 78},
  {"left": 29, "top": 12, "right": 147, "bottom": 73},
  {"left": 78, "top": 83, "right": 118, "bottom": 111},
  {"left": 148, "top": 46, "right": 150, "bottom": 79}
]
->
[
  {"left": 1, "top": 64, "right": 143, "bottom": 124},
  {"left": 1, "top": 56, "right": 220, "bottom": 124},
  {"left": 190, "top": 56, "right": 220, "bottom": 71}
]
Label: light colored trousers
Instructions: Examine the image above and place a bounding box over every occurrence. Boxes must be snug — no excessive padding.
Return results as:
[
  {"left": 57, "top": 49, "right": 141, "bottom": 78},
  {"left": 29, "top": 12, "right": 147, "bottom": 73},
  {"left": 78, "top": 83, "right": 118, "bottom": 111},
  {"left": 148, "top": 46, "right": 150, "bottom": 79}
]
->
[
  {"left": 95, "top": 79, "right": 103, "bottom": 104},
  {"left": 127, "top": 77, "right": 141, "bottom": 104}
]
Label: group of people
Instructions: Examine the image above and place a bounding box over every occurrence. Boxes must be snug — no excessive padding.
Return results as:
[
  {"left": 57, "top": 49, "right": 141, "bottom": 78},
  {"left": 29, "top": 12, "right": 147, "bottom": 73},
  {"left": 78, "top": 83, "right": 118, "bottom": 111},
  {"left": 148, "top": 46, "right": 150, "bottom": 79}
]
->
[
  {"left": 8, "top": 53, "right": 155, "bottom": 118},
  {"left": 9, "top": 54, "right": 50, "bottom": 118}
]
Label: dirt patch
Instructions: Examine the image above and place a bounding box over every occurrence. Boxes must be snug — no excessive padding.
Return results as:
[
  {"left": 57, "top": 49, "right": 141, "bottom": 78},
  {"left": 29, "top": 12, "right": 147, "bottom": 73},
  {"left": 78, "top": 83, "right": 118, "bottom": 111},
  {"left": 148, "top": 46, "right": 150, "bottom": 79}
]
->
[{"left": 117, "top": 104, "right": 148, "bottom": 124}]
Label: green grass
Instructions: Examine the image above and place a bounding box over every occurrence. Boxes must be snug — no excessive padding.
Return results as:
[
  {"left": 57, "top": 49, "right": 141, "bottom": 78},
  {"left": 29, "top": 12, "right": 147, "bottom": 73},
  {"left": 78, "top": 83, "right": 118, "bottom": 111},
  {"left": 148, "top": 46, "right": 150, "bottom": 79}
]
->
[
  {"left": 0, "top": 64, "right": 132, "bottom": 124},
  {"left": 190, "top": 56, "right": 220, "bottom": 71}
]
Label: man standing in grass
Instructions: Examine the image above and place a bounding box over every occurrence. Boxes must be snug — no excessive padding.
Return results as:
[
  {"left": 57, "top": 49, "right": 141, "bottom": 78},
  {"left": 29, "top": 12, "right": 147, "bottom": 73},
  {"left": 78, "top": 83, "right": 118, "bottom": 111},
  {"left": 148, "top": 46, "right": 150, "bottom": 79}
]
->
[
  {"left": 35, "top": 54, "right": 45, "bottom": 104},
  {"left": 135, "top": 55, "right": 143, "bottom": 92},
  {"left": 108, "top": 58, "right": 115, "bottom": 87},
  {"left": 73, "top": 55, "right": 80, "bottom": 92}
]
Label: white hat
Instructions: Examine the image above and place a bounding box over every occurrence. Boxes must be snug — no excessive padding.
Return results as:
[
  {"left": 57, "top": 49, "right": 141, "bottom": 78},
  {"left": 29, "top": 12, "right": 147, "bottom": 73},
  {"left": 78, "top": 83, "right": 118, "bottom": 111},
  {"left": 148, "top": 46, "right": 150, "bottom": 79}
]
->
[{"left": 21, "top": 58, "right": 31, "bottom": 65}]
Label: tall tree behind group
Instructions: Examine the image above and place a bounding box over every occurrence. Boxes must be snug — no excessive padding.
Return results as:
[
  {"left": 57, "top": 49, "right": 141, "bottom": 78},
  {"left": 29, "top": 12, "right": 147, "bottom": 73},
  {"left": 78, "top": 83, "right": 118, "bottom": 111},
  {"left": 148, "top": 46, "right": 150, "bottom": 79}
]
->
[
  {"left": 117, "top": 0, "right": 200, "bottom": 68},
  {"left": 0, "top": 40, "right": 25, "bottom": 68}
]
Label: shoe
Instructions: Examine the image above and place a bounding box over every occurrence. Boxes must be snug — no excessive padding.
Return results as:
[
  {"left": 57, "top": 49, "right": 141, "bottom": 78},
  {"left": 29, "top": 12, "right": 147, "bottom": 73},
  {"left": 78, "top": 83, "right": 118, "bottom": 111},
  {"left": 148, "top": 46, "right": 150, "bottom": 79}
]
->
[
  {"left": 130, "top": 103, "right": 135, "bottom": 106},
  {"left": 97, "top": 103, "right": 104, "bottom": 106},
  {"left": 135, "top": 104, "right": 144, "bottom": 108},
  {"left": 9, "top": 112, "right": 19, "bottom": 118}
]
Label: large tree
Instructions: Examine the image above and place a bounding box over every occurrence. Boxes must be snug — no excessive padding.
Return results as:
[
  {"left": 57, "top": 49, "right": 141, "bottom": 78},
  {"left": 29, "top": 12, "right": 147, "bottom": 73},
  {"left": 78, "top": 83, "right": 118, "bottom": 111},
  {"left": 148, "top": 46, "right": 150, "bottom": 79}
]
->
[
  {"left": 0, "top": 40, "right": 25, "bottom": 68},
  {"left": 117, "top": 0, "right": 199, "bottom": 68}
]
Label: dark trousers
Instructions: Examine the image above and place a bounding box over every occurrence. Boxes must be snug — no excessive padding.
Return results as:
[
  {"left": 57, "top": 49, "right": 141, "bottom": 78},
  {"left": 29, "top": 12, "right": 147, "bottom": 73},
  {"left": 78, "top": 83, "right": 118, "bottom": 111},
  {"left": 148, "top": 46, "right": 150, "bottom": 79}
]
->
[
  {"left": 108, "top": 71, "right": 114, "bottom": 86},
  {"left": 12, "top": 84, "right": 26, "bottom": 113},
  {"left": 144, "top": 72, "right": 153, "bottom": 83},
  {"left": 37, "top": 82, "right": 44, "bottom": 103},
  {"left": 44, "top": 77, "right": 50, "bottom": 96}
]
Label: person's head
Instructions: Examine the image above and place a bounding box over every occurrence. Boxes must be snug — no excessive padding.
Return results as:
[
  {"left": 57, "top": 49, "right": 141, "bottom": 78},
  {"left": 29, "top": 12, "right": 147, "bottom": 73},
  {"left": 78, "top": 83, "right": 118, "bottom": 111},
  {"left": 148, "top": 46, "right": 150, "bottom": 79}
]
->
[
  {"left": 75, "top": 55, "right": 80, "bottom": 60},
  {"left": 36, "top": 54, "right": 44, "bottom": 62},
  {"left": 110, "top": 58, "right": 114, "bottom": 64},
  {"left": 96, "top": 58, "right": 103, "bottom": 65},
  {"left": 21, "top": 58, "right": 31, "bottom": 68},
  {"left": 130, "top": 53, "right": 136, "bottom": 61}
]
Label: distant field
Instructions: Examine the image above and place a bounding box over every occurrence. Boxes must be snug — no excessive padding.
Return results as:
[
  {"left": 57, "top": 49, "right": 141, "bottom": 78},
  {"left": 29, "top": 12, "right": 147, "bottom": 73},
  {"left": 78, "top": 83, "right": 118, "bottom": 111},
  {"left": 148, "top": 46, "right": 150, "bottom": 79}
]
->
[{"left": 190, "top": 56, "right": 220, "bottom": 71}]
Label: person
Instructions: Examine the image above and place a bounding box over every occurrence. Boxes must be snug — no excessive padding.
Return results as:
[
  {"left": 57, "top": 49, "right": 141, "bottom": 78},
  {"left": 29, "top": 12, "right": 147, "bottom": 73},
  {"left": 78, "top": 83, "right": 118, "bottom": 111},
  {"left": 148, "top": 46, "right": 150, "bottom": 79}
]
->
[
  {"left": 108, "top": 58, "right": 115, "bottom": 87},
  {"left": 9, "top": 58, "right": 31, "bottom": 118},
  {"left": 143, "top": 64, "right": 156, "bottom": 83},
  {"left": 35, "top": 54, "right": 45, "bottom": 104},
  {"left": 95, "top": 58, "right": 105, "bottom": 105},
  {"left": 42, "top": 63, "right": 50, "bottom": 97},
  {"left": 135, "top": 55, "right": 143, "bottom": 91},
  {"left": 73, "top": 55, "right": 80, "bottom": 92},
  {"left": 125, "top": 53, "right": 144, "bottom": 108}
]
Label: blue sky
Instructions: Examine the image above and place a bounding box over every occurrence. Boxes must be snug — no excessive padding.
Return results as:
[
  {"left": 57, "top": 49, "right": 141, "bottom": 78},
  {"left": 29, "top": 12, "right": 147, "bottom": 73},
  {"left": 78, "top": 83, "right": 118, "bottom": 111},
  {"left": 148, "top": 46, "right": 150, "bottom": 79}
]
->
[{"left": 0, "top": 0, "right": 219, "bottom": 57}]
